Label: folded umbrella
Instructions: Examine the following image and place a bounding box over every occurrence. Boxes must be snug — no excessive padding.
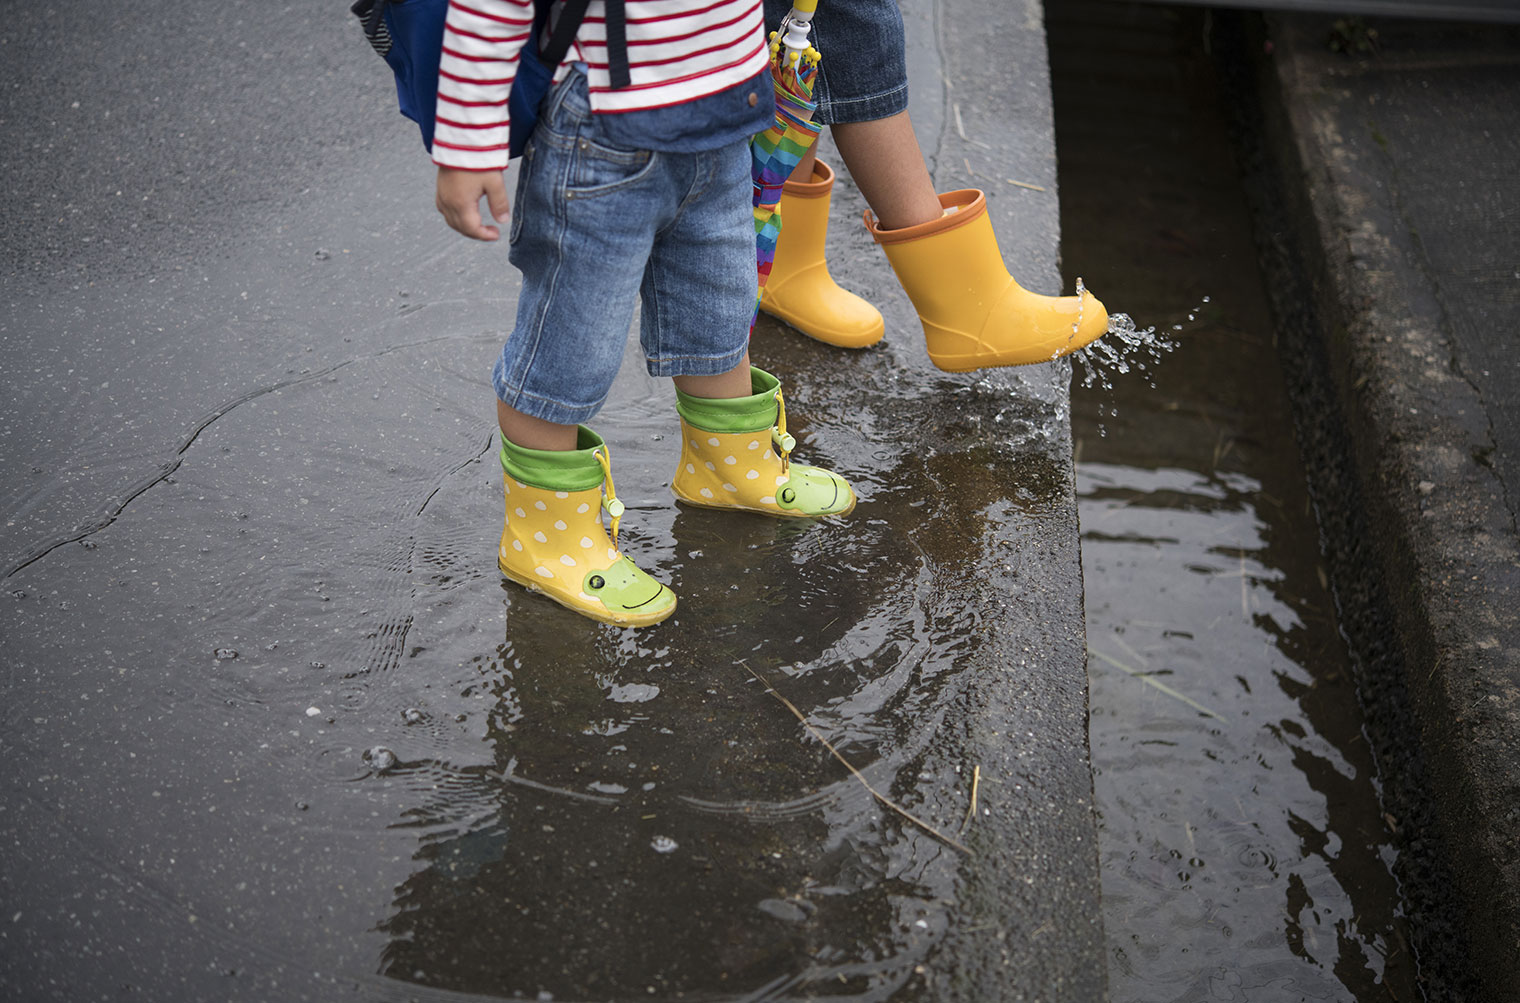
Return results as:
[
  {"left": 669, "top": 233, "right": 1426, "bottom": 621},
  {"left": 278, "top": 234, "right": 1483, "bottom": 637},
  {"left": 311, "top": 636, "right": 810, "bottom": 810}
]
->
[{"left": 750, "top": 1, "right": 823, "bottom": 331}]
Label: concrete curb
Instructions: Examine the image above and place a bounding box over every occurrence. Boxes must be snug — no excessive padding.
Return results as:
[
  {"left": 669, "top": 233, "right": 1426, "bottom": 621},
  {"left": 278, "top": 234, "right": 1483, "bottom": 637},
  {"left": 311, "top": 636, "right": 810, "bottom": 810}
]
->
[{"left": 1250, "top": 14, "right": 1520, "bottom": 996}]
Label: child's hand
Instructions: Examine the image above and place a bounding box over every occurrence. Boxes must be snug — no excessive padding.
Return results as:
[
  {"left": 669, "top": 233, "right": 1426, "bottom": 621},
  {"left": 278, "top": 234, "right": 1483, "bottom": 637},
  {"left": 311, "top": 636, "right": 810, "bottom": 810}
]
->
[{"left": 436, "top": 167, "right": 511, "bottom": 241}]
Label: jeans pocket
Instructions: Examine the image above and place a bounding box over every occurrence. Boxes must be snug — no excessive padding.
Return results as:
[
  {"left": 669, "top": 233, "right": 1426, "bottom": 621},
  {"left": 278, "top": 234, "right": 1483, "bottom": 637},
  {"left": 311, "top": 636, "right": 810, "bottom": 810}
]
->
[{"left": 567, "top": 137, "right": 656, "bottom": 198}]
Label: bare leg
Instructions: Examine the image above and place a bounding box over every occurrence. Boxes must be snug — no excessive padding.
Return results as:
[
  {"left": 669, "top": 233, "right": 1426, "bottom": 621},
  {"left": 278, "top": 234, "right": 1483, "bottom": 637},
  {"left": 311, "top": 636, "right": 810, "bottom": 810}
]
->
[
  {"left": 672, "top": 352, "right": 753, "bottom": 399},
  {"left": 497, "top": 399, "right": 578, "bottom": 451},
  {"left": 830, "top": 111, "right": 942, "bottom": 230},
  {"left": 791, "top": 143, "right": 819, "bottom": 187}
]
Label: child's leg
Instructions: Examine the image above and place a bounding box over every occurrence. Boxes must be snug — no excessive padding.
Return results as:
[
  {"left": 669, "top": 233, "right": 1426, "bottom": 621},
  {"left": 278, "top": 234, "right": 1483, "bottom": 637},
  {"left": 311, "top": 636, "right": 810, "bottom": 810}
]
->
[
  {"left": 636, "top": 137, "right": 856, "bottom": 519},
  {"left": 829, "top": 112, "right": 941, "bottom": 230},
  {"left": 490, "top": 69, "right": 683, "bottom": 626},
  {"left": 767, "top": 0, "right": 1109, "bottom": 370},
  {"left": 497, "top": 400, "right": 578, "bottom": 452},
  {"left": 670, "top": 352, "right": 753, "bottom": 402}
]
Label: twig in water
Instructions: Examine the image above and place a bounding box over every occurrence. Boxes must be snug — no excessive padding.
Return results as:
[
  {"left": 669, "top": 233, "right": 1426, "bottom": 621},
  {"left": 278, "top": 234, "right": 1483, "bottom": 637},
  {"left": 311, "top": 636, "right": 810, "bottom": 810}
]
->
[
  {"left": 1088, "top": 646, "right": 1223, "bottom": 721},
  {"left": 744, "top": 664, "right": 971, "bottom": 855},
  {"left": 1239, "top": 550, "right": 1249, "bottom": 618},
  {"left": 960, "top": 764, "right": 981, "bottom": 834}
]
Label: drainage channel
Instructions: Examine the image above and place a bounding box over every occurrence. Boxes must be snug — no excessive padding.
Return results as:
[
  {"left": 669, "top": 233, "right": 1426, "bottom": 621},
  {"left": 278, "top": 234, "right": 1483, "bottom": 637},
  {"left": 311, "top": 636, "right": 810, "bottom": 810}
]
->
[{"left": 1049, "top": 3, "right": 1419, "bottom": 999}]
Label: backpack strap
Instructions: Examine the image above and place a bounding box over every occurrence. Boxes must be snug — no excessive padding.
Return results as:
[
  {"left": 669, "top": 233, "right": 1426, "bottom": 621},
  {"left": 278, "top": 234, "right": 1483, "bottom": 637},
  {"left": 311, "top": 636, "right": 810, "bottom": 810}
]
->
[
  {"left": 538, "top": 0, "right": 590, "bottom": 68},
  {"left": 536, "top": 0, "right": 629, "bottom": 90},
  {"left": 604, "top": 0, "right": 630, "bottom": 89}
]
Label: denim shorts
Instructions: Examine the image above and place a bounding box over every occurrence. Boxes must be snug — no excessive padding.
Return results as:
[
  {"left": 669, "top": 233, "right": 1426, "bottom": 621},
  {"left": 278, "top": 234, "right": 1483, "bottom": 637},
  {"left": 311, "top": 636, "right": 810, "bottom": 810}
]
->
[
  {"left": 493, "top": 70, "right": 755, "bottom": 427},
  {"left": 763, "top": 0, "right": 908, "bottom": 125}
]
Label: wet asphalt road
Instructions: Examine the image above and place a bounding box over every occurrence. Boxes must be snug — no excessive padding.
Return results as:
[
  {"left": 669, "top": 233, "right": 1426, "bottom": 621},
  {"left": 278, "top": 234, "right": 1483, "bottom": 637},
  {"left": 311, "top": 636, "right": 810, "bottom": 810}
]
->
[{"left": 0, "top": 2, "right": 1102, "bottom": 1000}]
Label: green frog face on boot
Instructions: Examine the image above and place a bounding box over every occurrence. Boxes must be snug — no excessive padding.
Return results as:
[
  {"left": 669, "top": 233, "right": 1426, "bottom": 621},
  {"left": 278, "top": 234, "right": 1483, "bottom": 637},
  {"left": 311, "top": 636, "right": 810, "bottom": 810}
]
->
[
  {"left": 582, "top": 558, "right": 675, "bottom": 618},
  {"left": 776, "top": 465, "right": 856, "bottom": 517}
]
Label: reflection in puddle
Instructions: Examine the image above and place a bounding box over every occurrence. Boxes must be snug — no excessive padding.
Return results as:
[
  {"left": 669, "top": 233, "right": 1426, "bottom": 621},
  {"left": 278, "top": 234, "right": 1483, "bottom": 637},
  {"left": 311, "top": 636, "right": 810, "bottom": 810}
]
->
[
  {"left": 352, "top": 353, "right": 1078, "bottom": 1000},
  {"left": 1051, "top": 3, "right": 1418, "bottom": 999}
]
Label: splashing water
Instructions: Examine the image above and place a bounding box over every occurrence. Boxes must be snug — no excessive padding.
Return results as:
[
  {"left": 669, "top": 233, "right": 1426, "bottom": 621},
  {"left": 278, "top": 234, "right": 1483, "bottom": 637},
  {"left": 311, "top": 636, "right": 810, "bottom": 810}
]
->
[{"left": 1070, "top": 290, "right": 1198, "bottom": 393}]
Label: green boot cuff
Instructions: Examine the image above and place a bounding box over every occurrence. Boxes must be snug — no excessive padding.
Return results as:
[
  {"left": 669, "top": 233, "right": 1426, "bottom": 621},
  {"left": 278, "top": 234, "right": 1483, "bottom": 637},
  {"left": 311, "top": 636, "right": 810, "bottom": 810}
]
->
[
  {"left": 499, "top": 426, "right": 607, "bottom": 492},
  {"left": 674, "top": 366, "right": 781, "bottom": 434}
]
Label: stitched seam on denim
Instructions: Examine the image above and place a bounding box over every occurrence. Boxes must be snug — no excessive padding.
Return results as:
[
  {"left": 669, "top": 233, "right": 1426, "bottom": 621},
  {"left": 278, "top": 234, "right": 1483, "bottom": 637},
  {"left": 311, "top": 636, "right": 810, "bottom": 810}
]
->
[
  {"left": 508, "top": 130, "right": 576, "bottom": 403},
  {"left": 646, "top": 345, "right": 747, "bottom": 377},
  {"left": 815, "top": 82, "right": 909, "bottom": 125},
  {"left": 641, "top": 239, "right": 665, "bottom": 364},
  {"left": 653, "top": 153, "right": 706, "bottom": 243},
  {"left": 566, "top": 150, "right": 660, "bottom": 198},
  {"left": 820, "top": 82, "right": 909, "bottom": 110},
  {"left": 497, "top": 381, "right": 609, "bottom": 425}
]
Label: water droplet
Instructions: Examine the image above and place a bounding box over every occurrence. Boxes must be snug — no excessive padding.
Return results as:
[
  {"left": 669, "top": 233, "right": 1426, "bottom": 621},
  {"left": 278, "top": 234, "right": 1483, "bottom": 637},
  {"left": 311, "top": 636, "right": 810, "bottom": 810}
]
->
[
  {"left": 214, "top": 648, "right": 238, "bottom": 661},
  {"left": 79, "top": 540, "right": 97, "bottom": 550},
  {"left": 1071, "top": 312, "right": 1178, "bottom": 393},
  {"left": 364, "top": 746, "right": 397, "bottom": 772},
  {"left": 650, "top": 835, "right": 678, "bottom": 854},
  {"left": 314, "top": 249, "right": 331, "bottom": 261}
]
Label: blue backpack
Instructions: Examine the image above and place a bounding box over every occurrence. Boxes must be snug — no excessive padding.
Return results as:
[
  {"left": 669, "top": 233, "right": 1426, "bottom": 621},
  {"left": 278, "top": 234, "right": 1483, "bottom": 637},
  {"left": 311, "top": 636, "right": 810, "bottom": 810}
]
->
[{"left": 351, "top": 0, "right": 602, "bottom": 157}]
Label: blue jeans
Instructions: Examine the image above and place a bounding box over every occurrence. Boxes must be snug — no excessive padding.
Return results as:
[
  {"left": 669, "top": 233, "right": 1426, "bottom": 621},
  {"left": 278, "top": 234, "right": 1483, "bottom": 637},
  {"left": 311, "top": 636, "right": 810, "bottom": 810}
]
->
[
  {"left": 763, "top": 0, "right": 909, "bottom": 125},
  {"left": 493, "top": 70, "right": 755, "bottom": 427}
]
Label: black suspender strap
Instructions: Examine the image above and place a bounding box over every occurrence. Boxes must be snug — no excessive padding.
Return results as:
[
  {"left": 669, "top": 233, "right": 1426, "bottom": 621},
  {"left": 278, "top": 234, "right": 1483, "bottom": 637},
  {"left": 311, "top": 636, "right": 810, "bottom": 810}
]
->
[
  {"left": 604, "top": 0, "right": 631, "bottom": 90},
  {"left": 540, "top": 0, "right": 592, "bottom": 68},
  {"left": 538, "top": 0, "right": 629, "bottom": 90}
]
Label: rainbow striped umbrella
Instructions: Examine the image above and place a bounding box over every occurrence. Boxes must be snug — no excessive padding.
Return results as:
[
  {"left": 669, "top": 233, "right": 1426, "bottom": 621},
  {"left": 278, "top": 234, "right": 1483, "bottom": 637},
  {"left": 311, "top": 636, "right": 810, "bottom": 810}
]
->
[{"left": 750, "top": 3, "right": 822, "bottom": 331}]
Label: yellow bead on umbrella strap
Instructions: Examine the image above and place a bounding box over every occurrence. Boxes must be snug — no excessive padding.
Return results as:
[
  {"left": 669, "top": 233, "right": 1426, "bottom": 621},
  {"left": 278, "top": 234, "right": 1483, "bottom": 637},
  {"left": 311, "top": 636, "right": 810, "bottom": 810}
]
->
[
  {"left": 771, "top": 389, "right": 796, "bottom": 477},
  {"left": 595, "top": 446, "right": 624, "bottom": 547}
]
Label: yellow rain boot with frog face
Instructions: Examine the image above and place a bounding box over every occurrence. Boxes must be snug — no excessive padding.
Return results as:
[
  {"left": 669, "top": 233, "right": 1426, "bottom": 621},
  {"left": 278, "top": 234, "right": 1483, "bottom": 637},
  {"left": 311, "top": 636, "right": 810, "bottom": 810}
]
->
[
  {"left": 865, "top": 189, "right": 1109, "bottom": 371},
  {"left": 672, "top": 366, "right": 855, "bottom": 518},
  {"left": 759, "top": 160, "right": 885, "bottom": 349},
  {"left": 498, "top": 427, "right": 676, "bottom": 627}
]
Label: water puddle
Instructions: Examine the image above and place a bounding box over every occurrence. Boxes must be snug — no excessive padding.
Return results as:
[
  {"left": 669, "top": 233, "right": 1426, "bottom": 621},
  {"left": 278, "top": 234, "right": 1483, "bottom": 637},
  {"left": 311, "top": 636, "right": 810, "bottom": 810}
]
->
[
  {"left": 0, "top": 320, "right": 1091, "bottom": 999},
  {"left": 1050, "top": 3, "right": 1417, "bottom": 999}
]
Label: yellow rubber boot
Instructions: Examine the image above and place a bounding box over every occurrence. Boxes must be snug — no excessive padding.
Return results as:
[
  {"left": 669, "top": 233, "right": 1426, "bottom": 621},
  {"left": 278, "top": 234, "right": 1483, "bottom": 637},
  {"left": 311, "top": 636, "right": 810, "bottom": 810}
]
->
[
  {"left": 498, "top": 427, "right": 676, "bottom": 627},
  {"left": 759, "top": 160, "right": 885, "bottom": 349},
  {"left": 865, "top": 189, "right": 1109, "bottom": 372},
  {"left": 672, "top": 367, "right": 855, "bottom": 518}
]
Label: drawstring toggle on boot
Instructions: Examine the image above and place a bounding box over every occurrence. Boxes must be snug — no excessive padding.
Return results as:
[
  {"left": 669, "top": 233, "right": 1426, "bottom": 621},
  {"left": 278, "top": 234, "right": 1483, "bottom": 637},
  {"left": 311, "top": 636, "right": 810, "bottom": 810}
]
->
[
  {"left": 771, "top": 389, "right": 795, "bottom": 476},
  {"left": 595, "top": 446, "right": 624, "bottom": 546}
]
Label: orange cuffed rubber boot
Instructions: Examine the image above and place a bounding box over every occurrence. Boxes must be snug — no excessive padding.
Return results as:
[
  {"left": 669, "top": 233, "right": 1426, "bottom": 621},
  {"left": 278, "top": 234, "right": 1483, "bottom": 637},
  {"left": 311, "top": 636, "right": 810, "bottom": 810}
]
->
[
  {"left": 865, "top": 189, "right": 1108, "bottom": 371},
  {"left": 760, "top": 160, "right": 885, "bottom": 349}
]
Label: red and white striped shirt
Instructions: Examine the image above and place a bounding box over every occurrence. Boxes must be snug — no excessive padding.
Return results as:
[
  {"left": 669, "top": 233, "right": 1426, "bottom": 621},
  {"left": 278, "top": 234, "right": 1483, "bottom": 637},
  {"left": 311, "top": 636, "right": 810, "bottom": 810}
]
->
[{"left": 433, "top": 0, "right": 770, "bottom": 171}]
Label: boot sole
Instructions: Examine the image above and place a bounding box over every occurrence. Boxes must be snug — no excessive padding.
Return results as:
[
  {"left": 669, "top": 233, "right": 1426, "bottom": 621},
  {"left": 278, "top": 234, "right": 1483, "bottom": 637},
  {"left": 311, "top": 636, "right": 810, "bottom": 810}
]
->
[
  {"left": 672, "top": 488, "right": 857, "bottom": 519},
  {"left": 759, "top": 300, "right": 885, "bottom": 350},
  {"left": 498, "top": 558, "right": 676, "bottom": 627},
  {"left": 928, "top": 326, "right": 1108, "bottom": 372}
]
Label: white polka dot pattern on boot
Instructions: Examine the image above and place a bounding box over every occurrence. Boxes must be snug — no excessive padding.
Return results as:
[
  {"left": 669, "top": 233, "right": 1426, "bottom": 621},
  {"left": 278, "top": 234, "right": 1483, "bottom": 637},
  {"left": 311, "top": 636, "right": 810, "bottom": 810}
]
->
[{"left": 499, "top": 479, "right": 635, "bottom": 613}]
